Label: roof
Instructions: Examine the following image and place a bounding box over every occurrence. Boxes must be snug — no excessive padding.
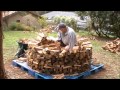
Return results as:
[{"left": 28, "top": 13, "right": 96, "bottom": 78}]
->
[
  {"left": 27, "top": 11, "right": 40, "bottom": 17},
  {"left": 2, "top": 11, "right": 17, "bottom": 18},
  {"left": 41, "top": 11, "right": 80, "bottom": 20},
  {"left": 2, "top": 11, "right": 40, "bottom": 19}
]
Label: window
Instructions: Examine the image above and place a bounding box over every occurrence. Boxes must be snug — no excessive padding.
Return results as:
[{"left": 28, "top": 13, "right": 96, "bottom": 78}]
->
[{"left": 16, "top": 20, "right": 20, "bottom": 22}]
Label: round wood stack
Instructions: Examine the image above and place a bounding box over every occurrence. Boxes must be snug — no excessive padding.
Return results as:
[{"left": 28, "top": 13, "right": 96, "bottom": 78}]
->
[{"left": 25, "top": 36, "right": 92, "bottom": 75}]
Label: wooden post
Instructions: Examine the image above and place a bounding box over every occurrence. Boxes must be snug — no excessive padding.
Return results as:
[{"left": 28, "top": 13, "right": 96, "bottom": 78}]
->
[{"left": 0, "top": 11, "right": 7, "bottom": 79}]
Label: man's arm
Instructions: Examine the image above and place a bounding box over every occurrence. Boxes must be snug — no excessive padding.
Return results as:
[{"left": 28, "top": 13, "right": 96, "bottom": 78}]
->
[
  {"left": 54, "top": 25, "right": 59, "bottom": 32},
  {"left": 57, "top": 32, "right": 61, "bottom": 41},
  {"left": 66, "top": 32, "right": 76, "bottom": 51}
]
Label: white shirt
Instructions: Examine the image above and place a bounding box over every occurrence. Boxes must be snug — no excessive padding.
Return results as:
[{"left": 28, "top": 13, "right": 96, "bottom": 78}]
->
[{"left": 55, "top": 26, "right": 77, "bottom": 50}]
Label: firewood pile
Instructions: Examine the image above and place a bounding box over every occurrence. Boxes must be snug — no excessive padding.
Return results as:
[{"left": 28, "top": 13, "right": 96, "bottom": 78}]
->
[
  {"left": 102, "top": 38, "right": 120, "bottom": 53},
  {"left": 40, "top": 25, "right": 54, "bottom": 33},
  {"left": 19, "top": 38, "right": 30, "bottom": 44},
  {"left": 24, "top": 35, "right": 92, "bottom": 75}
]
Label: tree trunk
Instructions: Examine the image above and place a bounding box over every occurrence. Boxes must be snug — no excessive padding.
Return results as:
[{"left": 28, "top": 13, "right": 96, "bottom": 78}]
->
[
  {"left": 0, "top": 11, "right": 7, "bottom": 79},
  {"left": 3, "top": 11, "right": 9, "bottom": 27}
]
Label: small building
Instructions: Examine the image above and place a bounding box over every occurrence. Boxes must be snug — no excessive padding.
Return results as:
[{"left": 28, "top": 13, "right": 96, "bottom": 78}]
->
[{"left": 2, "top": 11, "right": 48, "bottom": 30}]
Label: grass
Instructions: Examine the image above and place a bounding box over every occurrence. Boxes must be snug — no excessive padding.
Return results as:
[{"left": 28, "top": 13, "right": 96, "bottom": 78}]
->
[
  {"left": 77, "top": 30, "right": 91, "bottom": 37},
  {"left": 3, "top": 31, "right": 37, "bottom": 63},
  {"left": 3, "top": 30, "right": 120, "bottom": 79},
  {"left": 3, "top": 31, "right": 57, "bottom": 63},
  {"left": 48, "top": 32, "right": 58, "bottom": 37}
]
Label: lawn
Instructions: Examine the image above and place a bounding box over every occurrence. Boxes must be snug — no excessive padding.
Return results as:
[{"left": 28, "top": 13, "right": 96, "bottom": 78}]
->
[
  {"left": 3, "top": 31, "right": 37, "bottom": 63},
  {"left": 3, "top": 30, "right": 120, "bottom": 79},
  {"left": 3, "top": 31, "right": 57, "bottom": 63}
]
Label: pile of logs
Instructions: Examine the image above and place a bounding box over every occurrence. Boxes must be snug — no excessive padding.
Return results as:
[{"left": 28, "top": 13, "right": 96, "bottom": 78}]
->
[
  {"left": 25, "top": 36, "right": 92, "bottom": 75},
  {"left": 102, "top": 38, "right": 120, "bottom": 53},
  {"left": 19, "top": 38, "right": 30, "bottom": 44},
  {"left": 40, "top": 25, "right": 54, "bottom": 33}
]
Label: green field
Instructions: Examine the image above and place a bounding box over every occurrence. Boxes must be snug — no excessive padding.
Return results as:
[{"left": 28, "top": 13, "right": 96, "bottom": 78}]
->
[{"left": 3, "top": 31, "right": 37, "bottom": 63}]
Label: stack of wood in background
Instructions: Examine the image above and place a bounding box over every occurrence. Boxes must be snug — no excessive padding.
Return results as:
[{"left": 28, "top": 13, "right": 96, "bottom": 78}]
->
[
  {"left": 102, "top": 38, "right": 120, "bottom": 53},
  {"left": 25, "top": 36, "right": 92, "bottom": 75},
  {"left": 40, "top": 25, "right": 55, "bottom": 33},
  {"left": 19, "top": 38, "right": 30, "bottom": 44}
]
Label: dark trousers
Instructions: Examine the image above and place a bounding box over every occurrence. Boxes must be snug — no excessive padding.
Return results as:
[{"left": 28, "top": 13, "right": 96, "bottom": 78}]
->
[
  {"left": 57, "top": 40, "right": 66, "bottom": 47},
  {"left": 16, "top": 42, "right": 28, "bottom": 58}
]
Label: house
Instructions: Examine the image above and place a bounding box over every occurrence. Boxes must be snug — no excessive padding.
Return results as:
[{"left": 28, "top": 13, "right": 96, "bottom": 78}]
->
[
  {"left": 41, "top": 11, "right": 80, "bottom": 20},
  {"left": 2, "top": 11, "right": 49, "bottom": 30},
  {"left": 42, "top": 11, "right": 91, "bottom": 29}
]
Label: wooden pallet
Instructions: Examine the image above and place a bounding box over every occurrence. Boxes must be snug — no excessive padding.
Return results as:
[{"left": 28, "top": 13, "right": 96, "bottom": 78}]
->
[
  {"left": 64, "top": 64, "right": 104, "bottom": 79},
  {"left": 12, "top": 60, "right": 104, "bottom": 79}
]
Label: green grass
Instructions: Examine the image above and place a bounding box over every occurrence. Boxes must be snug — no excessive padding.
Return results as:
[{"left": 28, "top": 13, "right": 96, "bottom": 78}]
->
[
  {"left": 77, "top": 30, "right": 96, "bottom": 37},
  {"left": 3, "top": 31, "right": 37, "bottom": 63},
  {"left": 77, "top": 30, "right": 91, "bottom": 37},
  {"left": 48, "top": 32, "right": 57, "bottom": 37},
  {"left": 3, "top": 31, "right": 57, "bottom": 63}
]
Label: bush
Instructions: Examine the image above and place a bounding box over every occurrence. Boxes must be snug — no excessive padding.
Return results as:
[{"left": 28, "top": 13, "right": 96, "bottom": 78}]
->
[
  {"left": 38, "top": 16, "right": 48, "bottom": 28},
  {"left": 76, "top": 11, "right": 120, "bottom": 38},
  {"left": 9, "top": 22, "right": 18, "bottom": 30},
  {"left": 53, "top": 16, "right": 61, "bottom": 24},
  {"left": 24, "top": 26, "right": 35, "bottom": 31},
  {"left": 53, "top": 16, "right": 77, "bottom": 31},
  {"left": 9, "top": 22, "right": 24, "bottom": 31},
  {"left": 9, "top": 22, "right": 35, "bottom": 31}
]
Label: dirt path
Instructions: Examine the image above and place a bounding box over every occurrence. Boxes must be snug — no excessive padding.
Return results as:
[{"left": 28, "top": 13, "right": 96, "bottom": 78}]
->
[
  {"left": 5, "top": 59, "right": 34, "bottom": 79},
  {"left": 86, "top": 50, "right": 120, "bottom": 79}
]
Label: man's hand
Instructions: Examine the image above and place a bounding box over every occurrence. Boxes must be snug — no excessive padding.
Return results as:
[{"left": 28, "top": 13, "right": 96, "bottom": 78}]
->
[
  {"left": 65, "top": 46, "right": 73, "bottom": 53},
  {"left": 65, "top": 46, "right": 69, "bottom": 51}
]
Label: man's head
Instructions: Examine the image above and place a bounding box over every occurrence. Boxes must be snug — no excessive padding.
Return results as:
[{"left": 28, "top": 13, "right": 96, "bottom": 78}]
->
[{"left": 58, "top": 23, "right": 67, "bottom": 33}]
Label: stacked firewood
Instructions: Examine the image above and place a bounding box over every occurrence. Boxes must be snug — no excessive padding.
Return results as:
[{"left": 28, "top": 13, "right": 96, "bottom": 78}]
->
[
  {"left": 40, "top": 25, "right": 54, "bottom": 33},
  {"left": 19, "top": 38, "right": 29, "bottom": 44},
  {"left": 26, "top": 36, "right": 92, "bottom": 75},
  {"left": 102, "top": 38, "right": 120, "bottom": 53}
]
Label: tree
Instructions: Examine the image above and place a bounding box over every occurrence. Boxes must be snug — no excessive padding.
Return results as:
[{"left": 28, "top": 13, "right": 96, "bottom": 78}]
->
[
  {"left": 38, "top": 16, "right": 48, "bottom": 28},
  {"left": 0, "top": 11, "right": 7, "bottom": 79},
  {"left": 3, "top": 11, "right": 9, "bottom": 27},
  {"left": 76, "top": 11, "right": 120, "bottom": 38},
  {"left": 53, "top": 16, "right": 77, "bottom": 31}
]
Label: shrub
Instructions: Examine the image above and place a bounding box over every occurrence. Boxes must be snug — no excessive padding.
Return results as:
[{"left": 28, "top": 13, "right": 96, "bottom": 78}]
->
[
  {"left": 9, "top": 22, "right": 18, "bottom": 30},
  {"left": 53, "top": 16, "right": 78, "bottom": 31},
  {"left": 24, "top": 26, "right": 34, "bottom": 31},
  {"left": 38, "top": 16, "right": 48, "bottom": 28},
  {"left": 53, "top": 16, "right": 61, "bottom": 24},
  {"left": 9, "top": 22, "right": 34, "bottom": 31},
  {"left": 76, "top": 11, "right": 120, "bottom": 38}
]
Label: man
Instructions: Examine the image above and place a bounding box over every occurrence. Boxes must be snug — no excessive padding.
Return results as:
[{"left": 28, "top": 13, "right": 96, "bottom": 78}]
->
[{"left": 54, "top": 23, "right": 77, "bottom": 52}]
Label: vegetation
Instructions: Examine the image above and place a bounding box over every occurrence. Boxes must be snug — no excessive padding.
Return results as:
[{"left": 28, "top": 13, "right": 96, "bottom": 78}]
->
[
  {"left": 38, "top": 16, "right": 48, "bottom": 28},
  {"left": 8, "top": 22, "right": 35, "bottom": 31},
  {"left": 53, "top": 16, "right": 78, "bottom": 31},
  {"left": 3, "top": 31, "right": 37, "bottom": 63},
  {"left": 76, "top": 11, "right": 120, "bottom": 38}
]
